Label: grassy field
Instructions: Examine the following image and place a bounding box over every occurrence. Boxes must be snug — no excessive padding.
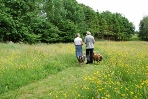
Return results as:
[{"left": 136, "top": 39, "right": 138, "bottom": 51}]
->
[{"left": 0, "top": 41, "right": 148, "bottom": 99}]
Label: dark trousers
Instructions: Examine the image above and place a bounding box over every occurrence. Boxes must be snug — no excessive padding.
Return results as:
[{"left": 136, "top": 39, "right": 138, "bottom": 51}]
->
[{"left": 86, "top": 48, "right": 94, "bottom": 63}]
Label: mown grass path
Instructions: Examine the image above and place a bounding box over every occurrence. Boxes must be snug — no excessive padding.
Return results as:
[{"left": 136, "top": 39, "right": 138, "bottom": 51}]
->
[{"left": 0, "top": 63, "right": 103, "bottom": 99}]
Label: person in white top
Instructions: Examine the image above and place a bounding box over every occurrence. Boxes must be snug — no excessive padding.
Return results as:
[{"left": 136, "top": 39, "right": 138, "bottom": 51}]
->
[{"left": 74, "top": 33, "right": 83, "bottom": 58}]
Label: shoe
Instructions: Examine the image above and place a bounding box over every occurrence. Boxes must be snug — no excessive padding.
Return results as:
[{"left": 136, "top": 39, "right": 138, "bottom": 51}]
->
[{"left": 86, "top": 62, "right": 89, "bottom": 64}]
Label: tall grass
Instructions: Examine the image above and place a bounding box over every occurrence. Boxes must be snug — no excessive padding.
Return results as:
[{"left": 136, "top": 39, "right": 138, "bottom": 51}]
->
[
  {"left": 0, "top": 41, "right": 148, "bottom": 99},
  {"left": 72, "top": 41, "right": 148, "bottom": 99},
  {"left": 0, "top": 42, "right": 76, "bottom": 94}
]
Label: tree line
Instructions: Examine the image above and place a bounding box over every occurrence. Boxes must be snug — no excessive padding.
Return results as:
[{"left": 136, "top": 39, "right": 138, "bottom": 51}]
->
[
  {"left": 139, "top": 16, "right": 148, "bottom": 41},
  {"left": 0, "top": 0, "right": 147, "bottom": 43}
]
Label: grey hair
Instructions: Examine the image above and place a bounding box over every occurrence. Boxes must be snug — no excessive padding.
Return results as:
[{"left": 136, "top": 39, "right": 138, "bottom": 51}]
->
[{"left": 86, "top": 31, "right": 91, "bottom": 35}]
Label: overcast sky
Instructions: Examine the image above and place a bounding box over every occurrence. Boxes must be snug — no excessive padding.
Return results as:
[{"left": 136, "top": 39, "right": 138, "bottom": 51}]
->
[{"left": 76, "top": 0, "right": 148, "bottom": 31}]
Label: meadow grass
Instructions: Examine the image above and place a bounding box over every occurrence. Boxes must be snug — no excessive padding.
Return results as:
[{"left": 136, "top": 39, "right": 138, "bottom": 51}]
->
[
  {"left": 0, "top": 41, "right": 148, "bottom": 99},
  {"left": 0, "top": 42, "right": 76, "bottom": 94},
  {"left": 82, "top": 41, "right": 148, "bottom": 99}
]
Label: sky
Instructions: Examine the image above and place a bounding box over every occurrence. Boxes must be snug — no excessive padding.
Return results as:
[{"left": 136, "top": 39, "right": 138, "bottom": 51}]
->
[{"left": 76, "top": 0, "right": 148, "bottom": 31}]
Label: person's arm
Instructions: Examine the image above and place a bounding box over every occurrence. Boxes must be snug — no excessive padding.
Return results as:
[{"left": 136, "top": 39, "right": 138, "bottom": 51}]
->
[
  {"left": 80, "top": 38, "right": 83, "bottom": 45},
  {"left": 93, "top": 36, "right": 95, "bottom": 44}
]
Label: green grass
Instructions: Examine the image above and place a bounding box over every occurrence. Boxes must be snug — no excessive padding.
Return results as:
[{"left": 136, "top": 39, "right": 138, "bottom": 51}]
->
[
  {"left": 0, "top": 41, "right": 148, "bottom": 99},
  {"left": 0, "top": 42, "right": 76, "bottom": 94},
  {"left": 130, "top": 34, "right": 140, "bottom": 41}
]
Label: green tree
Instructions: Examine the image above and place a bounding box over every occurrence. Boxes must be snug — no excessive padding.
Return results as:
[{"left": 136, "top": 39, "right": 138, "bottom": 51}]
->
[
  {"left": 99, "top": 11, "right": 135, "bottom": 41},
  {"left": 80, "top": 4, "right": 99, "bottom": 35},
  {"left": 63, "top": 0, "right": 86, "bottom": 33},
  {"left": 0, "top": 0, "right": 136, "bottom": 43},
  {"left": 0, "top": 0, "right": 42, "bottom": 43},
  {"left": 139, "top": 16, "right": 148, "bottom": 41}
]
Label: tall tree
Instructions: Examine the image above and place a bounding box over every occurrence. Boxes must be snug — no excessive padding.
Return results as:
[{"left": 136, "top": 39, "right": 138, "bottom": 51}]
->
[
  {"left": 139, "top": 16, "right": 148, "bottom": 41},
  {"left": 63, "top": 0, "right": 86, "bottom": 33},
  {"left": 98, "top": 11, "right": 135, "bottom": 41},
  {"left": 80, "top": 4, "right": 99, "bottom": 35}
]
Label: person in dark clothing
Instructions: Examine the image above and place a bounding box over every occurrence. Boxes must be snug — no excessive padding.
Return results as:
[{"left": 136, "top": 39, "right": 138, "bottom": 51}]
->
[{"left": 84, "top": 31, "right": 95, "bottom": 64}]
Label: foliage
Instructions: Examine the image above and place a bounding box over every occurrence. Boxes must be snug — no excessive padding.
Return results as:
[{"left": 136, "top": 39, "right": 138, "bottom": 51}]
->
[
  {"left": 80, "top": 4, "right": 99, "bottom": 35},
  {"left": 0, "top": 0, "right": 137, "bottom": 43},
  {"left": 139, "top": 16, "right": 148, "bottom": 41},
  {"left": 98, "top": 11, "right": 135, "bottom": 41}
]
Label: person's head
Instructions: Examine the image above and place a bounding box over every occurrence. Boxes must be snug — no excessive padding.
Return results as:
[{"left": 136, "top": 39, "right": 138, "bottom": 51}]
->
[
  {"left": 75, "top": 33, "right": 80, "bottom": 37},
  {"left": 86, "top": 31, "right": 91, "bottom": 35}
]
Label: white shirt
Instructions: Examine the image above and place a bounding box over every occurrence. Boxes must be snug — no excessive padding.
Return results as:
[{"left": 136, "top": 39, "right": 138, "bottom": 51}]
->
[{"left": 74, "top": 37, "right": 82, "bottom": 45}]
